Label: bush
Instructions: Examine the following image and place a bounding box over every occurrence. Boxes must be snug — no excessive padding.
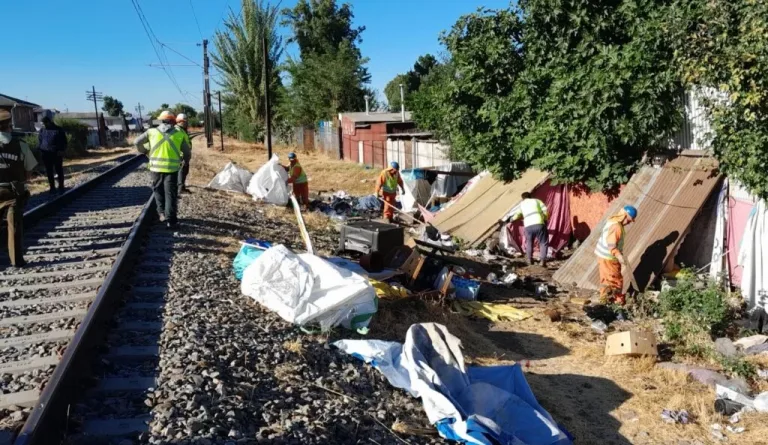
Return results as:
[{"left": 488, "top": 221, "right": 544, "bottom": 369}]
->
[
  {"left": 659, "top": 273, "right": 731, "bottom": 338},
  {"left": 54, "top": 117, "right": 89, "bottom": 156}
]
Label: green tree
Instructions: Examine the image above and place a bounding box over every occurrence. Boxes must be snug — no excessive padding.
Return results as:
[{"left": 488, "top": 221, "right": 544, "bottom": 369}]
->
[
  {"left": 213, "top": 0, "right": 283, "bottom": 141},
  {"left": 282, "top": 0, "right": 371, "bottom": 125},
  {"left": 411, "top": 9, "right": 533, "bottom": 178},
  {"left": 384, "top": 54, "right": 438, "bottom": 111},
  {"left": 171, "top": 104, "right": 198, "bottom": 119},
  {"left": 672, "top": 0, "right": 768, "bottom": 199},
  {"left": 102, "top": 96, "right": 125, "bottom": 117}
]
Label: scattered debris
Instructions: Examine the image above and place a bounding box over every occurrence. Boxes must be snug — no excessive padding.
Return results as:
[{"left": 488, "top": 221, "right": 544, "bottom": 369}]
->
[
  {"left": 661, "top": 409, "right": 691, "bottom": 424},
  {"left": 733, "top": 334, "right": 768, "bottom": 350},
  {"left": 452, "top": 300, "right": 531, "bottom": 322},
  {"left": 543, "top": 308, "right": 562, "bottom": 322},
  {"left": 729, "top": 413, "right": 741, "bottom": 424},
  {"left": 591, "top": 320, "right": 608, "bottom": 333},
  {"left": 715, "top": 338, "right": 739, "bottom": 358},
  {"left": 726, "top": 425, "right": 745, "bottom": 434},
  {"left": 501, "top": 272, "right": 519, "bottom": 284},
  {"left": 758, "top": 369, "right": 768, "bottom": 380},
  {"left": 711, "top": 424, "right": 726, "bottom": 441},
  {"left": 659, "top": 364, "right": 751, "bottom": 393}
]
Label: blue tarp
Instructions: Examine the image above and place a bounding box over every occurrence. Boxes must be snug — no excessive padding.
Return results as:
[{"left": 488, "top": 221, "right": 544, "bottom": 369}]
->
[{"left": 335, "top": 323, "right": 573, "bottom": 445}]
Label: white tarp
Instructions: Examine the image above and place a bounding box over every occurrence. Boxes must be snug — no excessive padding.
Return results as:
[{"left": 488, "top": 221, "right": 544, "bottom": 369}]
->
[
  {"left": 401, "top": 178, "right": 432, "bottom": 213},
  {"left": 709, "top": 180, "right": 728, "bottom": 281},
  {"left": 335, "top": 323, "right": 572, "bottom": 445},
  {"left": 247, "top": 155, "right": 291, "bottom": 205},
  {"left": 738, "top": 200, "right": 767, "bottom": 310},
  {"left": 432, "top": 162, "right": 473, "bottom": 198},
  {"left": 207, "top": 162, "right": 253, "bottom": 193},
  {"left": 241, "top": 245, "right": 377, "bottom": 331}
]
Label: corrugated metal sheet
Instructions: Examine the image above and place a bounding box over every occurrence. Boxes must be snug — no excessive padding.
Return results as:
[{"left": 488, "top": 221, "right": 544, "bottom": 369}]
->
[
  {"left": 553, "top": 152, "right": 722, "bottom": 291},
  {"left": 670, "top": 87, "right": 724, "bottom": 151},
  {"left": 431, "top": 169, "right": 550, "bottom": 247}
]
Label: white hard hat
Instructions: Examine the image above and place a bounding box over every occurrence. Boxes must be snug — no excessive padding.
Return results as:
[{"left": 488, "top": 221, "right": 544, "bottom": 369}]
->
[
  {"left": 176, "top": 113, "right": 188, "bottom": 122},
  {"left": 158, "top": 110, "right": 176, "bottom": 122}
]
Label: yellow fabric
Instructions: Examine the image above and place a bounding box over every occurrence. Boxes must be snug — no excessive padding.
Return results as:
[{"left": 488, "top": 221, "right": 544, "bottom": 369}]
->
[
  {"left": 452, "top": 300, "right": 531, "bottom": 322},
  {"left": 147, "top": 128, "right": 184, "bottom": 173},
  {"left": 369, "top": 279, "right": 408, "bottom": 299}
]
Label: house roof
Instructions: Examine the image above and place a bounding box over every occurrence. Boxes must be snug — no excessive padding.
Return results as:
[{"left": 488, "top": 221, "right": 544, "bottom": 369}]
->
[
  {"left": 341, "top": 111, "right": 412, "bottom": 124},
  {"left": 553, "top": 151, "right": 722, "bottom": 292},
  {"left": 0, "top": 93, "right": 40, "bottom": 108}
]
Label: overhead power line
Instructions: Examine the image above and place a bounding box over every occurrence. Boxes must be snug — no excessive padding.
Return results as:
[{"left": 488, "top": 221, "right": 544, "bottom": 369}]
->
[{"left": 189, "top": 0, "right": 204, "bottom": 39}]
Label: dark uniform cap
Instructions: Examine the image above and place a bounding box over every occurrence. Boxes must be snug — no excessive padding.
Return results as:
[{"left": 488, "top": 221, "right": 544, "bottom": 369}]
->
[{"left": 0, "top": 110, "right": 10, "bottom": 123}]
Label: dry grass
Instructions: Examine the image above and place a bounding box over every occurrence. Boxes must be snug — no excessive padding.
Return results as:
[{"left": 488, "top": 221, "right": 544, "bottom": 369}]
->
[
  {"left": 283, "top": 339, "right": 305, "bottom": 356},
  {"left": 28, "top": 146, "right": 133, "bottom": 194},
  {"left": 188, "top": 134, "right": 379, "bottom": 196}
]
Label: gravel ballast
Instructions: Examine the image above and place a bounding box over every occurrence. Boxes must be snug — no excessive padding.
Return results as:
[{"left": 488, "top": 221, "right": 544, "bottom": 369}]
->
[{"left": 75, "top": 188, "right": 445, "bottom": 444}]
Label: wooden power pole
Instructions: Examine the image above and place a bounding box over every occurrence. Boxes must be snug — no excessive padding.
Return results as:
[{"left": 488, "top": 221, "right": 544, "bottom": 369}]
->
[
  {"left": 262, "top": 33, "right": 272, "bottom": 160},
  {"left": 86, "top": 86, "right": 103, "bottom": 146},
  {"left": 202, "top": 39, "right": 213, "bottom": 148}
]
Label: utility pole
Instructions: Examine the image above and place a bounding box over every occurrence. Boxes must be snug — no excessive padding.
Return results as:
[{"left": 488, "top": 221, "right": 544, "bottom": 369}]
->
[
  {"left": 262, "top": 33, "right": 272, "bottom": 160},
  {"left": 135, "top": 103, "right": 143, "bottom": 132},
  {"left": 86, "top": 86, "right": 104, "bottom": 146},
  {"left": 202, "top": 39, "right": 213, "bottom": 148},
  {"left": 217, "top": 91, "right": 224, "bottom": 152}
]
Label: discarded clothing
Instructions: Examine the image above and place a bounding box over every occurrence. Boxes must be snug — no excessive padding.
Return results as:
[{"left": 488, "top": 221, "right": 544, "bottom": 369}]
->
[
  {"left": 334, "top": 323, "right": 572, "bottom": 445},
  {"left": 434, "top": 267, "right": 481, "bottom": 300},
  {"left": 241, "top": 245, "right": 377, "bottom": 331},
  {"left": 661, "top": 409, "right": 691, "bottom": 424},
  {"left": 370, "top": 279, "right": 409, "bottom": 299},
  {"left": 355, "top": 194, "right": 382, "bottom": 211},
  {"left": 207, "top": 162, "right": 253, "bottom": 193},
  {"left": 232, "top": 240, "right": 270, "bottom": 280},
  {"left": 452, "top": 301, "right": 531, "bottom": 322}
]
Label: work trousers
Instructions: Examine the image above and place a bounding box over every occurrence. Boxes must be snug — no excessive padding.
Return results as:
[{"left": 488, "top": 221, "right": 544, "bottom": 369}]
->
[
  {"left": 151, "top": 171, "right": 179, "bottom": 225},
  {"left": 598, "top": 258, "right": 623, "bottom": 303},
  {"left": 524, "top": 223, "right": 549, "bottom": 263},
  {"left": 41, "top": 151, "right": 64, "bottom": 191},
  {"left": 382, "top": 191, "right": 397, "bottom": 221},
  {"left": 178, "top": 160, "right": 190, "bottom": 194},
  {"left": 0, "top": 188, "right": 25, "bottom": 266},
  {"left": 292, "top": 182, "right": 309, "bottom": 208}
]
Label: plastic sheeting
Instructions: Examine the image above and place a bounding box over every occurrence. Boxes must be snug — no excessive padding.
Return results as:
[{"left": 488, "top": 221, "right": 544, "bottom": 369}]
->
[
  {"left": 728, "top": 192, "right": 756, "bottom": 286},
  {"left": 709, "top": 180, "right": 728, "bottom": 280},
  {"left": 432, "top": 162, "right": 473, "bottom": 198},
  {"left": 401, "top": 173, "right": 432, "bottom": 213},
  {"left": 247, "top": 155, "right": 291, "bottom": 205},
  {"left": 335, "top": 323, "right": 572, "bottom": 445},
  {"left": 738, "top": 200, "right": 767, "bottom": 310},
  {"left": 207, "top": 162, "right": 253, "bottom": 193},
  {"left": 502, "top": 181, "right": 572, "bottom": 258},
  {"left": 241, "top": 245, "right": 377, "bottom": 331}
]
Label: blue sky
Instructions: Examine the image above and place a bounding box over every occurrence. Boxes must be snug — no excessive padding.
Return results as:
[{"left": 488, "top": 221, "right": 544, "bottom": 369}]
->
[{"left": 2, "top": 0, "right": 510, "bottom": 114}]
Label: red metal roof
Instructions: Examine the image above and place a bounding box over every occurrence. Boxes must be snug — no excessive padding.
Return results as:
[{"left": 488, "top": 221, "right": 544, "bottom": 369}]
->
[{"left": 553, "top": 151, "right": 722, "bottom": 291}]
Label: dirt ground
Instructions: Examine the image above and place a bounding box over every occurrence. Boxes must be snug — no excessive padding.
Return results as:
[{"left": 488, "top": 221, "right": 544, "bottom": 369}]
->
[
  {"left": 187, "top": 134, "right": 379, "bottom": 196},
  {"left": 27, "top": 146, "right": 134, "bottom": 194},
  {"left": 188, "top": 136, "right": 768, "bottom": 445}
]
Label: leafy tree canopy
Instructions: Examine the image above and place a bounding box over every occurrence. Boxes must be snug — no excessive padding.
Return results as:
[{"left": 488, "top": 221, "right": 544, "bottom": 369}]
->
[
  {"left": 102, "top": 96, "right": 125, "bottom": 117},
  {"left": 282, "top": 0, "right": 371, "bottom": 125},
  {"left": 384, "top": 54, "right": 437, "bottom": 111}
]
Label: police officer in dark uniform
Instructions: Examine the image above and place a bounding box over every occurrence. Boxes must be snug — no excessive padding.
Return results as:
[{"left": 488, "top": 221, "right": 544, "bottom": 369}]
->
[{"left": 0, "top": 110, "right": 38, "bottom": 267}]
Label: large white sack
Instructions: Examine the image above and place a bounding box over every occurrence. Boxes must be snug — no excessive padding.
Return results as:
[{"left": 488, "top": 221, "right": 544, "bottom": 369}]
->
[
  {"left": 207, "top": 162, "right": 253, "bottom": 193},
  {"left": 739, "top": 200, "right": 767, "bottom": 310},
  {"left": 247, "top": 154, "right": 290, "bottom": 205},
  {"left": 241, "top": 245, "right": 377, "bottom": 331}
]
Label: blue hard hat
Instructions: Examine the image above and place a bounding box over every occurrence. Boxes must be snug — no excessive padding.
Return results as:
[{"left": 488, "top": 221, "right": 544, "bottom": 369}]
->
[
  {"left": 623, "top": 205, "right": 638, "bottom": 221},
  {"left": 288, "top": 152, "right": 296, "bottom": 160},
  {"left": 390, "top": 161, "right": 399, "bottom": 170}
]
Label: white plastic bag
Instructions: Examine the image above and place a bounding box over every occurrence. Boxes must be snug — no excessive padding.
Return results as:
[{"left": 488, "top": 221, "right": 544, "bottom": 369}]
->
[
  {"left": 207, "top": 162, "right": 253, "bottom": 193},
  {"left": 241, "top": 245, "right": 378, "bottom": 331},
  {"left": 247, "top": 155, "right": 290, "bottom": 205}
]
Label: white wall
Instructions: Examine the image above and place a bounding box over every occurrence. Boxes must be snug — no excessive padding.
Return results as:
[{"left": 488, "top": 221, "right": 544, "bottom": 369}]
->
[{"left": 386, "top": 138, "right": 451, "bottom": 168}]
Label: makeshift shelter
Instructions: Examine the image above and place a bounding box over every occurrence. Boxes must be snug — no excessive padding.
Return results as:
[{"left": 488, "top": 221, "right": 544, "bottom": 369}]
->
[
  {"left": 431, "top": 169, "right": 550, "bottom": 247},
  {"left": 553, "top": 152, "right": 722, "bottom": 292},
  {"left": 568, "top": 184, "right": 623, "bottom": 241},
  {"left": 738, "top": 200, "right": 767, "bottom": 310},
  {"left": 501, "top": 180, "right": 573, "bottom": 258}
]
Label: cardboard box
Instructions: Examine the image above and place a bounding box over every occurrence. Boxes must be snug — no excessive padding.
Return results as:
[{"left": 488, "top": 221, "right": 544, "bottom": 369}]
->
[{"left": 605, "top": 331, "right": 658, "bottom": 357}]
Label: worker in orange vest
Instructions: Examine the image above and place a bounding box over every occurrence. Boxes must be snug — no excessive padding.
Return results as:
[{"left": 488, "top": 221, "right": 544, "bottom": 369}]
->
[
  {"left": 285, "top": 152, "right": 309, "bottom": 211},
  {"left": 375, "top": 161, "right": 405, "bottom": 223},
  {"left": 594, "top": 205, "right": 637, "bottom": 304}
]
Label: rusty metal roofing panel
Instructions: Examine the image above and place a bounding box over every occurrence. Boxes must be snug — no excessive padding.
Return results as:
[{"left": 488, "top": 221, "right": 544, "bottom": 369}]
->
[
  {"left": 553, "top": 152, "right": 721, "bottom": 291},
  {"left": 431, "top": 169, "right": 550, "bottom": 247}
]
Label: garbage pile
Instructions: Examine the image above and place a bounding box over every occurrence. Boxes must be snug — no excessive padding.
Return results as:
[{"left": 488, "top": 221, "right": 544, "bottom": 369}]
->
[{"left": 310, "top": 191, "right": 383, "bottom": 222}]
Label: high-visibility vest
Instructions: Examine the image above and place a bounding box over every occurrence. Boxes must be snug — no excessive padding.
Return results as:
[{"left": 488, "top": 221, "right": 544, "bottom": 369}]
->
[
  {"left": 175, "top": 126, "right": 191, "bottom": 150},
  {"left": 594, "top": 221, "right": 625, "bottom": 261},
  {"left": 289, "top": 162, "right": 307, "bottom": 184},
  {"left": 382, "top": 170, "right": 398, "bottom": 193},
  {"left": 147, "top": 128, "right": 185, "bottom": 173},
  {"left": 520, "top": 198, "right": 547, "bottom": 227}
]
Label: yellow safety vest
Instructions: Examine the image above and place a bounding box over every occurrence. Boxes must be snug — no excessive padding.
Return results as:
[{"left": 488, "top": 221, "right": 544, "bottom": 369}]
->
[
  {"left": 147, "top": 128, "right": 185, "bottom": 173},
  {"left": 176, "top": 126, "right": 191, "bottom": 151},
  {"left": 520, "top": 198, "right": 547, "bottom": 227},
  {"left": 594, "top": 221, "right": 625, "bottom": 261},
  {"left": 289, "top": 162, "right": 307, "bottom": 184},
  {"left": 382, "top": 170, "right": 398, "bottom": 194}
]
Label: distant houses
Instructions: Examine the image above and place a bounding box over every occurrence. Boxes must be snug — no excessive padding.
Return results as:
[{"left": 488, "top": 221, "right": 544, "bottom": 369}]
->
[{"left": 0, "top": 93, "right": 41, "bottom": 132}]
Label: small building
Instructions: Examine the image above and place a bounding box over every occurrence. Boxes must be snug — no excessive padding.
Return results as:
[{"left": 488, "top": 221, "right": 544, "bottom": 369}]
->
[
  {"left": 340, "top": 111, "right": 416, "bottom": 168},
  {"left": 386, "top": 131, "right": 451, "bottom": 170},
  {"left": 0, "top": 93, "right": 41, "bottom": 132}
]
